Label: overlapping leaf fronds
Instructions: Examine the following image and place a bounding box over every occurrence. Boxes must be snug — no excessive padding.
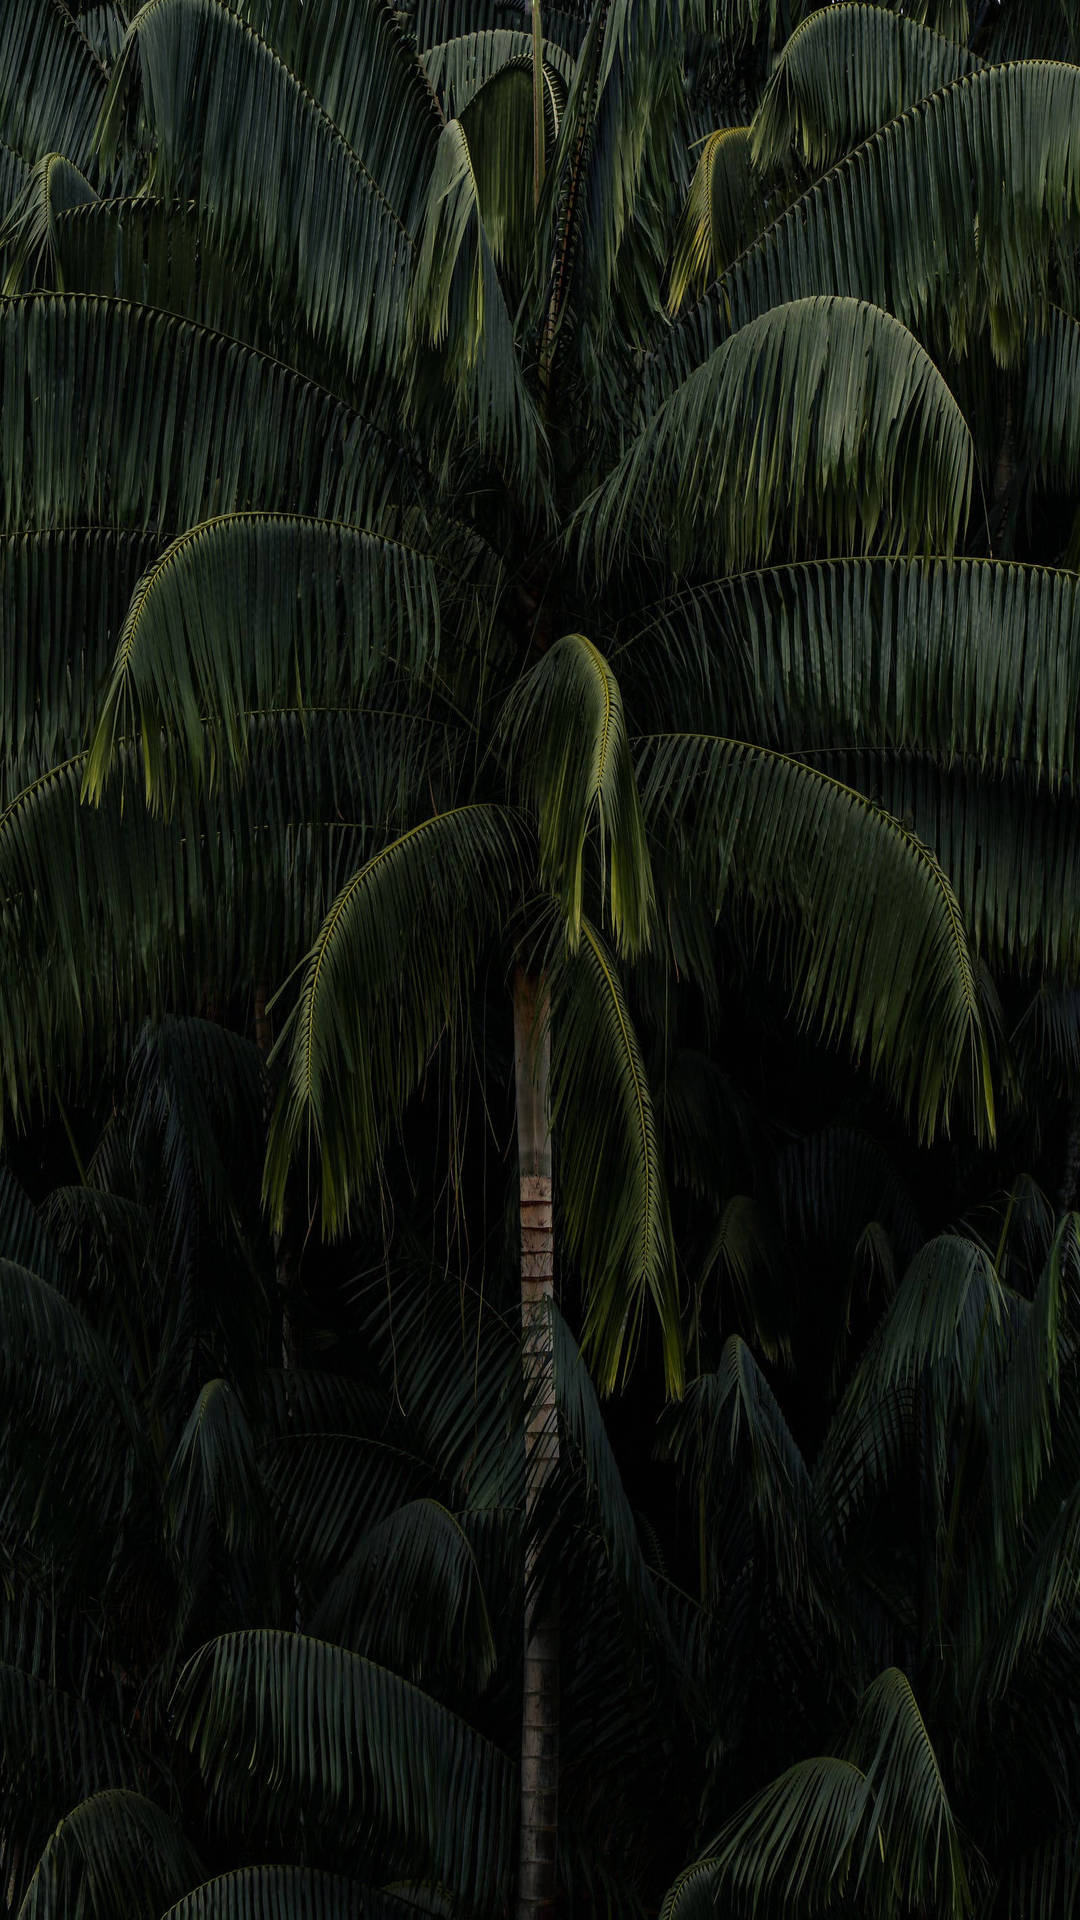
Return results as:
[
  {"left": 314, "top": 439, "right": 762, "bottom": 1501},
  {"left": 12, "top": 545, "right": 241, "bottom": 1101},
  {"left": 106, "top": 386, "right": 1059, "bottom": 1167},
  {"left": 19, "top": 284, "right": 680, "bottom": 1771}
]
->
[
  {"left": 641, "top": 735, "right": 992, "bottom": 1139},
  {"left": 628, "top": 558, "right": 1080, "bottom": 784},
  {"left": 250, "top": 0, "right": 443, "bottom": 229},
  {"left": 266, "top": 804, "right": 525, "bottom": 1229},
  {"left": 752, "top": 6, "right": 979, "bottom": 174},
  {"left": 0, "top": 153, "right": 98, "bottom": 291},
  {"left": 86, "top": 515, "right": 441, "bottom": 801},
  {"left": 582, "top": 297, "right": 973, "bottom": 574},
  {"left": 502, "top": 631, "right": 652, "bottom": 952},
  {"left": 174, "top": 1630, "right": 515, "bottom": 1906},
  {"left": 0, "top": 529, "right": 159, "bottom": 790},
  {"left": 101, "top": 0, "right": 418, "bottom": 396},
  {"left": 423, "top": 31, "right": 573, "bottom": 119},
  {"left": 0, "top": 0, "right": 108, "bottom": 171},
  {"left": 0, "top": 294, "right": 401, "bottom": 535},
  {"left": 550, "top": 919, "right": 681, "bottom": 1392},
  {"left": 18, "top": 1789, "right": 200, "bottom": 1920},
  {"left": 652, "top": 61, "right": 1080, "bottom": 399}
]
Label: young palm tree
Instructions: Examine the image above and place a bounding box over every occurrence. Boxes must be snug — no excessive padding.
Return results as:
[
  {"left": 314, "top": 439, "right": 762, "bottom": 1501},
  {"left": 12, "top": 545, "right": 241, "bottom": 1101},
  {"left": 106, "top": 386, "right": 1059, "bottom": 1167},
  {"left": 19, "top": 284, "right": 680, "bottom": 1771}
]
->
[{"left": 8, "top": 0, "right": 1080, "bottom": 1913}]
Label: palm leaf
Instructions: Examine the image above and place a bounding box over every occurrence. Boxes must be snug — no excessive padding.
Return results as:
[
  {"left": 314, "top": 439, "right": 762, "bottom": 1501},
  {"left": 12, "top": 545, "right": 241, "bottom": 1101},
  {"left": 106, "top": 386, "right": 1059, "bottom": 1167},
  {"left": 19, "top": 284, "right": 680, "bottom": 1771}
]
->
[
  {"left": 408, "top": 117, "right": 544, "bottom": 504},
  {"left": 550, "top": 919, "right": 681, "bottom": 1392},
  {"left": 424, "top": 31, "right": 573, "bottom": 119},
  {"left": 18, "top": 1790, "right": 200, "bottom": 1920},
  {"left": 0, "top": 293, "right": 401, "bottom": 536},
  {"left": 641, "top": 735, "right": 993, "bottom": 1140},
  {"left": 751, "top": 5, "right": 980, "bottom": 175},
  {"left": 628, "top": 557, "right": 1080, "bottom": 787},
  {"left": 311, "top": 1497, "right": 497, "bottom": 1686},
  {"left": 0, "top": 153, "right": 98, "bottom": 292},
  {"left": 581, "top": 296, "right": 973, "bottom": 575},
  {"left": 0, "top": 0, "right": 108, "bottom": 171},
  {"left": 100, "top": 0, "right": 418, "bottom": 397},
  {"left": 501, "top": 631, "right": 653, "bottom": 953},
  {"left": 668, "top": 128, "right": 765, "bottom": 313},
  {"left": 161, "top": 1866, "right": 428, "bottom": 1920},
  {"left": 86, "top": 514, "right": 441, "bottom": 802},
  {"left": 265, "top": 803, "right": 524, "bottom": 1231},
  {"left": 660, "top": 1757, "right": 878, "bottom": 1920},
  {"left": 173, "top": 1630, "right": 514, "bottom": 1907},
  {"left": 844, "top": 1668, "right": 969, "bottom": 1917},
  {"left": 652, "top": 61, "right": 1080, "bottom": 398}
]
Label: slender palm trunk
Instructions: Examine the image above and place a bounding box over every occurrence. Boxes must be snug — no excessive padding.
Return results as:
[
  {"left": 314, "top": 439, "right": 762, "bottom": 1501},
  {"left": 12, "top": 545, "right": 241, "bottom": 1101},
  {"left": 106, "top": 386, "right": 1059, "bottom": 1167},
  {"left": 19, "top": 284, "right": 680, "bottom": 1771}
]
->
[{"left": 514, "top": 967, "right": 559, "bottom": 1920}]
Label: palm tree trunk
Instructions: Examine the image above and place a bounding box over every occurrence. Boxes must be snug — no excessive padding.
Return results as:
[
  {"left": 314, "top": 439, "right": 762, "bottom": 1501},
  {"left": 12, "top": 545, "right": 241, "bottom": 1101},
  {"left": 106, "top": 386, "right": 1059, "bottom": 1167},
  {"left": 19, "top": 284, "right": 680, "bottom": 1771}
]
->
[{"left": 514, "top": 966, "right": 559, "bottom": 1920}]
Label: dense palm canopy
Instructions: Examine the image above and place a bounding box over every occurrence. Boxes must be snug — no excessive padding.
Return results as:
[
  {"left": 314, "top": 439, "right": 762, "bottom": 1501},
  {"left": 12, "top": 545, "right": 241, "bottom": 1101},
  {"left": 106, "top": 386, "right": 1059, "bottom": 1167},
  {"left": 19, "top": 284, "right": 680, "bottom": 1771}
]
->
[{"left": 7, "top": 0, "right": 1080, "bottom": 1915}]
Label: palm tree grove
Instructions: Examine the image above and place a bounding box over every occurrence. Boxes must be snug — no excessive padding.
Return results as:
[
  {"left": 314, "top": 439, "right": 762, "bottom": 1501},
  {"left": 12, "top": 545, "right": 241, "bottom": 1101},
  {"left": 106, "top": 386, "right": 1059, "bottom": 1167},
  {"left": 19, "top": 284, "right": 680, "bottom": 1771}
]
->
[{"left": 11, "top": 0, "right": 1080, "bottom": 1913}]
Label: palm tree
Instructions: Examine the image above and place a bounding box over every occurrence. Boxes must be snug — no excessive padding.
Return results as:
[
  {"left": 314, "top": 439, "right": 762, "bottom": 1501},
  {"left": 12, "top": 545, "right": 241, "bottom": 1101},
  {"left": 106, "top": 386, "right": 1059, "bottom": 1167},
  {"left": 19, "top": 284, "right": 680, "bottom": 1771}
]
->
[{"left": 8, "top": 0, "right": 1080, "bottom": 1912}]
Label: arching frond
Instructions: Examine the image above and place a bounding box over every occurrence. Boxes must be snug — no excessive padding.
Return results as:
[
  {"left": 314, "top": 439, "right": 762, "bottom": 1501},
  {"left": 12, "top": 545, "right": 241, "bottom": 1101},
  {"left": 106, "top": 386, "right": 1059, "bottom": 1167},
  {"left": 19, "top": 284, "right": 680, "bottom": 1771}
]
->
[
  {"left": 249, "top": 0, "right": 443, "bottom": 230},
  {"left": 424, "top": 31, "right": 573, "bottom": 120},
  {"left": 86, "top": 515, "right": 441, "bottom": 802},
  {"left": 18, "top": 1790, "right": 200, "bottom": 1920},
  {"left": 0, "top": 153, "right": 97, "bottom": 293},
  {"left": 549, "top": 1302, "right": 659, "bottom": 1609},
  {"left": 666, "top": 1335, "right": 817, "bottom": 1604},
  {"left": 661, "top": 1758, "right": 877, "bottom": 1920},
  {"left": 641, "top": 735, "right": 993, "bottom": 1140},
  {"left": 628, "top": 557, "right": 1080, "bottom": 787},
  {"left": 844, "top": 1668, "right": 969, "bottom": 1917},
  {"left": 752, "top": 6, "right": 979, "bottom": 175},
  {"left": 582, "top": 297, "right": 973, "bottom": 575},
  {"left": 0, "top": 294, "right": 401, "bottom": 536},
  {"left": 551, "top": 919, "right": 682, "bottom": 1393},
  {"left": 100, "top": 0, "right": 417, "bottom": 397},
  {"left": 0, "top": 1663, "right": 145, "bottom": 1848},
  {"left": 265, "top": 803, "right": 524, "bottom": 1229},
  {"left": 652, "top": 62, "right": 1080, "bottom": 398},
  {"left": 161, "top": 1866, "right": 422, "bottom": 1920},
  {"left": 0, "top": 1162, "right": 63, "bottom": 1277},
  {"left": 311, "top": 1497, "right": 497, "bottom": 1687},
  {"left": 502, "top": 631, "right": 653, "bottom": 952},
  {"left": 408, "top": 117, "right": 544, "bottom": 504},
  {"left": 173, "top": 1630, "right": 514, "bottom": 1907},
  {"left": 0, "top": 0, "right": 108, "bottom": 171},
  {"left": 266, "top": 1432, "right": 432, "bottom": 1581},
  {"left": 167, "top": 1377, "right": 271, "bottom": 1566},
  {"left": 668, "top": 128, "right": 764, "bottom": 314}
]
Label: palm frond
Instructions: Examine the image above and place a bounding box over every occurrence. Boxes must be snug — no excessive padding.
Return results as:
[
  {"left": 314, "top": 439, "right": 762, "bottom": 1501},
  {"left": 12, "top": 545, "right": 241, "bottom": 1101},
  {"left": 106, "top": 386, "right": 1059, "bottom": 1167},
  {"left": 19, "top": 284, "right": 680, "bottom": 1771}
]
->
[
  {"left": 844, "top": 1668, "right": 969, "bottom": 1918},
  {"left": 502, "top": 631, "right": 653, "bottom": 953},
  {"left": 661, "top": 1757, "right": 877, "bottom": 1920},
  {"left": 18, "top": 1789, "right": 200, "bottom": 1920},
  {"left": 86, "top": 514, "right": 441, "bottom": 803},
  {"left": 628, "top": 558, "right": 1080, "bottom": 789},
  {"left": 161, "top": 1866, "right": 426, "bottom": 1920},
  {"left": 0, "top": 153, "right": 98, "bottom": 293},
  {"left": 582, "top": 297, "right": 973, "bottom": 576},
  {"left": 408, "top": 117, "right": 545, "bottom": 505},
  {"left": 173, "top": 1630, "right": 514, "bottom": 1907},
  {"left": 100, "top": 0, "right": 418, "bottom": 397},
  {"left": 0, "top": 529, "right": 158, "bottom": 791},
  {"left": 0, "top": 0, "right": 108, "bottom": 170},
  {"left": 668, "top": 128, "right": 764, "bottom": 314},
  {"left": 752, "top": 6, "right": 979, "bottom": 175},
  {"left": 666, "top": 1335, "right": 817, "bottom": 1605},
  {"left": 0, "top": 1162, "right": 63, "bottom": 1278},
  {"left": 641, "top": 735, "right": 993, "bottom": 1141},
  {"left": 265, "top": 803, "right": 524, "bottom": 1231},
  {"left": 652, "top": 61, "right": 1080, "bottom": 398},
  {"left": 311, "top": 1497, "right": 497, "bottom": 1687},
  {"left": 250, "top": 0, "right": 443, "bottom": 232},
  {"left": 0, "top": 1663, "right": 146, "bottom": 1851},
  {"left": 424, "top": 31, "right": 573, "bottom": 119},
  {"left": 0, "top": 293, "right": 401, "bottom": 536},
  {"left": 551, "top": 919, "right": 682, "bottom": 1392}
]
